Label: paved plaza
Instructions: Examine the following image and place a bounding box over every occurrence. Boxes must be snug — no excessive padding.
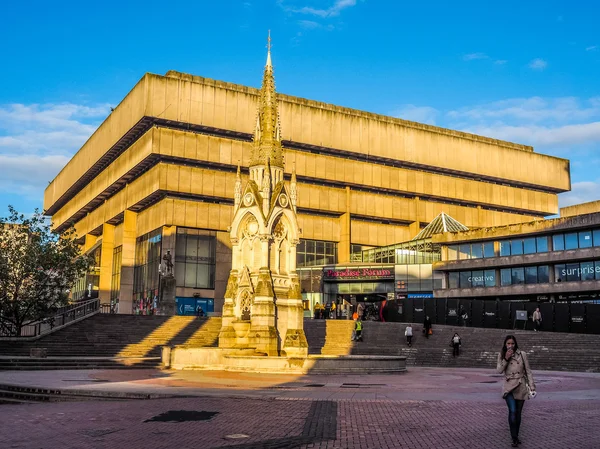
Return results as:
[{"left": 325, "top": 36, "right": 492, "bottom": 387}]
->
[{"left": 1, "top": 367, "right": 599, "bottom": 448}]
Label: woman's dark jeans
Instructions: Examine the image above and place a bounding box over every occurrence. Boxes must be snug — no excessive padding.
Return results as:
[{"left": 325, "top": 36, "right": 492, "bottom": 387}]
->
[
  {"left": 453, "top": 343, "right": 460, "bottom": 356},
  {"left": 505, "top": 392, "right": 525, "bottom": 441}
]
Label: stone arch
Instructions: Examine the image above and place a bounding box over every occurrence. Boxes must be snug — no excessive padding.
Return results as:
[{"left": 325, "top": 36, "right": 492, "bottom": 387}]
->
[{"left": 238, "top": 289, "right": 253, "bottom": 321}]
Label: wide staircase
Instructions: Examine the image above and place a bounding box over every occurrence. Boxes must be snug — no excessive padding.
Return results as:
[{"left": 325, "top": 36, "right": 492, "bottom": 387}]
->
[
  {"left": 2, "top": 315, "right": 600, "bottom": 372},
  {"left": 304, "top": 319, "right": 600, "bottom": 373},
  {"left": 0, "top": 315, "right": 222, "bottom": 370}
]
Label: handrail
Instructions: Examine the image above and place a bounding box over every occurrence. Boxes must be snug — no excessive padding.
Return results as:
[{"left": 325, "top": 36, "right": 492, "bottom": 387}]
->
[{"left": 0, "top": 298, "right": 100, "bottom": 338}]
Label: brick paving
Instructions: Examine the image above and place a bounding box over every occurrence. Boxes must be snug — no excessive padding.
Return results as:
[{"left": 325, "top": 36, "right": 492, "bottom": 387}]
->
[{"left": 1, "top": 368, "right": 599, "bottom": 448}]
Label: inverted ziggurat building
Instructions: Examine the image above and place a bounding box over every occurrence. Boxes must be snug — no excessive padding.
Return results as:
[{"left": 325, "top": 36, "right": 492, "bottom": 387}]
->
[{"left": 44, "top": 38, "right": 570, "bottom": 316}]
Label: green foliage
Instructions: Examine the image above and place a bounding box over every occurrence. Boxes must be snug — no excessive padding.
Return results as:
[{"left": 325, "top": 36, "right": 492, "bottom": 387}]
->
[{"left": 0, "top": 206, "right": 92, "bottom": 336}]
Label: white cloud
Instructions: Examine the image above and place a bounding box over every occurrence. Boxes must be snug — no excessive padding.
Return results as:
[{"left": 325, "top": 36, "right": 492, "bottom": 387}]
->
[
  {"left": 463, "top": 53, "right": 488, "bottom": 61},
  {"left": 586, "top": 45, "right": 598, "bottom": 51},
  {"left": 559, "top": 181, "right": 600, "bottom": 209},
  {"left": 494, "top": 60, "right": 508, "bottom": 65},
  {"left": 0, "top": 102, "right": 109, "bottom": 198},
  {"left": 279, "top": 0, "right": 357, "bottom": 18},
  {"left": 461, "top": 122, "right": 600, "bottom": 148},
  {"left": 297, "top": 20, "right": 321, "bottom": 29},
  {"left": 528, "top": 58, "right": 548, "bottom": 70},
  {"left": 448, "top": 97, "right": 600, "bottom": 124},
  {"left": 392, "top": 105, "right": 438, "bottom": 125}
]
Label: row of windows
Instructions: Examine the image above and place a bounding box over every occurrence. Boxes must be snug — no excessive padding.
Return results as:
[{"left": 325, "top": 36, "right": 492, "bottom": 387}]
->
[
  {"left": 449, "top": 266, "right": 551, "bottom": 288},
  {"left": 501, "top": 266, "right": 550, "bottom": 286},
  {"left": 555, "top": 261, "right": 600, "bottom": 282},
  {"left": 133, "top": 229, "right": 162, "bottom": 296},
  {"left": 448, "top": 260, "right": 600, "bottom": 288},
  {"left": 553, "top": 230, "right": 600, "bottom": 251},
  {"left": 446, "top": 228, "right": 600, "bottom": 261},
  {"left": 297, "top": 239, "right": 337, "bottom": 267}
]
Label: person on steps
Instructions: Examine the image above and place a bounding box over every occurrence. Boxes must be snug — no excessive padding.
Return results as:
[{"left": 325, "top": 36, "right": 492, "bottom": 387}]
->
[
  {"left": 532, "top": 307, "right": 542, "bottom": 331},
  {"left": 450, "top": 332, "right": 461, "bottom": 357},
  {"left": 405, "top": 324, "right": 413, "bottom": 346},
  {"left": 423, "top": 316, "right": 432, "bottom": 338},
  {"left": 354, "top": 319, "right": 363, "bottom": 342},
  {"left": 496, "top": 335, "right": 536, "bottom": 447}
]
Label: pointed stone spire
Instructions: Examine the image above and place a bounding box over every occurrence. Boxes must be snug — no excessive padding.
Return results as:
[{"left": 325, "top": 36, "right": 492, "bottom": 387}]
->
[
  {"left": 262, "top": 159, "right": 272, "bottom": 215},
  {"left": 250, "top": 31, "right": 284, "bottom": 173}
]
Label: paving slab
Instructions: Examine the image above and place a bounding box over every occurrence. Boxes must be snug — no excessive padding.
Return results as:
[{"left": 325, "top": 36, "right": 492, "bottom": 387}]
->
[{"left": 0, "top": 367, "right": 599, "bottom": 448}]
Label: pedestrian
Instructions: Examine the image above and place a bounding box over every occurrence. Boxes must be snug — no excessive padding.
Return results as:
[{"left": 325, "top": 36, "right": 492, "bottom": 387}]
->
[
  {"left": 450, "top": 332, "right": 461, "bottom": 357},
  {"left": 196, "top": 305, "right": 204, "bottom": 317},
  {"left": 405, "top": 324, "right": 413, "bottom": 346},
  {"left": 532, "top": 307, "right": 542, "bottom": 332},
  {"left": 423, "top": 315, "right": 432, "bottom": 338},
  {"left": 496, "top": 335, "right": 536, "bottom": 447},
  {"left": 354, "top": 319, "right": 363, "bottom": 342},
  {"left": 331, "top": 301, "right": 337, "bottom": 319}
]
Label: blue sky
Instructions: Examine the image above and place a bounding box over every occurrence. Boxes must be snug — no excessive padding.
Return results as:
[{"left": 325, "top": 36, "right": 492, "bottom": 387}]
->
[{"left": 1, "top": 0, "right": 599, "bottom": 218}]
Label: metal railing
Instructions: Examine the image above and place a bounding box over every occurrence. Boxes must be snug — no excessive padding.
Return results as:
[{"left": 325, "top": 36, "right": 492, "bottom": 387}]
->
[{"left": 0, "top": 299, "right": 100, "bottom": 338}]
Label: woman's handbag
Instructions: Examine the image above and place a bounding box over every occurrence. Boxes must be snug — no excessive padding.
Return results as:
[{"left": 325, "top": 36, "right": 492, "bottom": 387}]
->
[{"left": 526, "top": 382, "right": 537, "bottom": 399}]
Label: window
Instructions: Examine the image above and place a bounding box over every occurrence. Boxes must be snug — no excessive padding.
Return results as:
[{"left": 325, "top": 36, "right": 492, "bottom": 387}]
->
[
  {"left": 448, "top": 272, "right": 459, "bottom": 289},
  {"left": 501, "top": 269, "right": 512, "bottom": 286},
  {"left": 581, "top": 261, "right": 595, "bottom": 281},
  {"left": 579, "top": 231, "right": 593, "bottom": 249},
  {"left": 553, "top": 234, "right": 565, "bottom": 251},
  {"left": 175, "top": 229, "right": 216, "bottom": 289},
  {"left": 594, "top": 230, "right": 600, "bottom": 247},
  {"left": 459, "top": 244, "right": 471, "bottom": 260},
  {"left": 565, "top": 232, "right": 579, "bottom": 250},
  {"left": 111, "top": 246, "right": 123, "bottom": 302},
  {"left": 483, "top": 242, "right": 495, "bottom": 258},
  {"left": 511, "top": 267, "right": 525, "bottom": 285},
  {"left": 447, "top": 245, "right": 459, "bottom": 261},
  {"left": 471, "top": 270, "right": 484, "bottom": 287},
  {"left": 471, "top": 244, "right": 483, "bottom": 259},
  {"left": 499, "top": 241, "right": 511, "bottom": 257},
  {"left": 484, "top": 270, "right": 496, "bottom": 287},
  {"left": 537, "top": 266, "right": 549, "bottom": 283},
  {"left": 536, "top": 236, "right": 549, "bottom": 253},
  {"left": 554, "top": 264, "right": 566, "bottom": 282},
  {"left": 523, "top": 238, "right": 536, "bottom": 254},
  {"left": 525, "top": 266, "right": 537, "bottom": 284},
  {"left": 565, "top": 263, "right": 580, "bottom": 281},
  {"left": 297, "top": 239, "right": 337, "bottom": 267},
  {"left": 460, "top": 271, "right": 471, "bottom": 288},
  {"left": 511, "top": 240, "right": 524, "bottom": 255},
  {"left": 133, "top": 228, "right": 162, "bottom": 296}
]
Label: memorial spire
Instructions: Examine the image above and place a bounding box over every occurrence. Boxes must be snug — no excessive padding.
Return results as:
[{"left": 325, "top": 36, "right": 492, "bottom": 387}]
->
[{"left": 250, "top": 31, "right": 284, "bottom": 174}]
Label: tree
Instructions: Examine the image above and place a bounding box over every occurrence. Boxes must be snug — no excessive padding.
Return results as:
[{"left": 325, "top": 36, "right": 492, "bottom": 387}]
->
[{"left": 0, "top": 206, "right": 92, "bottom": 336}]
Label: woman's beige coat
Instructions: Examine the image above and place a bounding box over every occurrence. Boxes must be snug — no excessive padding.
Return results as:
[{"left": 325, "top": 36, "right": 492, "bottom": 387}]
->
[{"left": 496, "top": 349, "right": 535, "bottom": 400}]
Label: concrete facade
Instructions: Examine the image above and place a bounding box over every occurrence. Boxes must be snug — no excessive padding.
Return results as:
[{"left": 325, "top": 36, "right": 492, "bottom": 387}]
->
[{"left": 44, "top": 47, "right": 570, "bottom": 315}]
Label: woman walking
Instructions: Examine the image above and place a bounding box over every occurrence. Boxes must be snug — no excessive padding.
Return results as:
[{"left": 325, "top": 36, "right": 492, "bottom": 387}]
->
[{"left": 496, "top": 335, "right": 536, "bottom": 447}]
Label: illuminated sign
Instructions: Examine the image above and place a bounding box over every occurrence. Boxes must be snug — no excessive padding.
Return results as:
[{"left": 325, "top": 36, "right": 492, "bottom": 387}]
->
[{"left": 323, "top": 266, "right": 394, "bottom": 281}]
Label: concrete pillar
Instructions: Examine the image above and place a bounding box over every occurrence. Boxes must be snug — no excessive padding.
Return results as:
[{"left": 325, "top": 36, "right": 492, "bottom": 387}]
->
[
  {"left": 82, "top": 234, "right": 98, "bottom": 253},
  {"left": 409, "top": 197, "right": 421, "bottom": 238},
  {"left": 338, "top": 187, "right": 351, "bottom": 263},
  {"left": 98, "top": 223, "right": 115, "bottom": 304},
  {"left": 119, "top": 210, "right": 137, "bottom": 314}
]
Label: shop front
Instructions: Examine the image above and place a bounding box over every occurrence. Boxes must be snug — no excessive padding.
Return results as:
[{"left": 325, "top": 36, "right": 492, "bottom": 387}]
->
[{"left": 321, "top": 265, "right": 395, "bottom": 319}]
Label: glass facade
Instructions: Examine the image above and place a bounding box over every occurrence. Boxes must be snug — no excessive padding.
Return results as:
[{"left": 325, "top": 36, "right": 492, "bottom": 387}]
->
[
  {"left": 72, "top": 245, "right": 101, "bottom": 301},
  {"left": 133, "top": 228, "right": 162, "bottom": 313},
  {"left": 361, "top": 239, "right": 441, "bottom": 264},
  {"left": 175, "top": 228, "right": 216, "bottom": 289},
  {"left": 296, "top": 239, "right": 337, "bottom": 267},
  {"left": 110, "top": 246, "right": 122, "bottom": 303},
  {"left": 499, "top": 236, "right": 549, "bottom": 256},
  {"left": 553, "top": 230, "right": 600, "bottom": 251},
  {"left": 448, "top": 242, "right": 495, "bottom": 260}
]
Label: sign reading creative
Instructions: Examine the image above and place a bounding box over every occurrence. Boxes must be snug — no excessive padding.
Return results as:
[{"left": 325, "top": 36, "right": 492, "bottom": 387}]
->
[{"left": 323, "top": 266, "right": 394, "bottom": 281}]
